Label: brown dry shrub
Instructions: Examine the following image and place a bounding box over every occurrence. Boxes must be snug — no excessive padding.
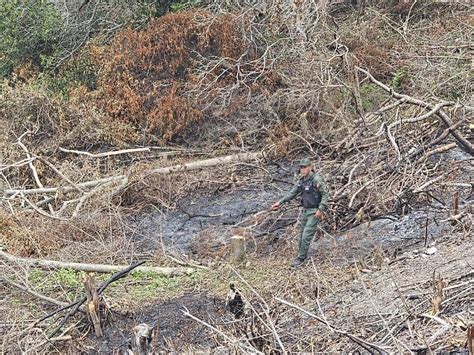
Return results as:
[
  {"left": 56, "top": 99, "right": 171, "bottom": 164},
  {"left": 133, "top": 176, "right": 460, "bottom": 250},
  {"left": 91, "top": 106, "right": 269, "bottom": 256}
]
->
[
  {"left": 92, "top": 11, "right": 249, "bottom": 142},
  {"left": 346, "top": 40, "right": 395, "bottom": 79},
  {"left": 0, "top": 210, "right": 123, "bottom": 257},
  {"left": 0, "top": 82, "right": 138, "bottom": 153},
  {"left": 0, "top": 83, "right": 69, "bottom": 143},
  {"left": 119, "top": 174, "right": 177, "bottom": 211},
  {"left": 266, "top": 122, "right": 294, "bottom": 156}
]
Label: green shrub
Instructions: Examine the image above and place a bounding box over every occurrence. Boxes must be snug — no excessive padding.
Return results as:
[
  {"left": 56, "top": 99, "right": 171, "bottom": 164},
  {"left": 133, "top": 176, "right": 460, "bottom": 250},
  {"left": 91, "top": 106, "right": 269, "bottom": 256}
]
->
[
  {"left": 390, "top": 68, "right": 408, "bottom": 91},
  {"left": 360, "top": 83, "right": 385, "bottom": 111},
  {"left": 0, "top": 0, "right": 63, "bottom": 77}
]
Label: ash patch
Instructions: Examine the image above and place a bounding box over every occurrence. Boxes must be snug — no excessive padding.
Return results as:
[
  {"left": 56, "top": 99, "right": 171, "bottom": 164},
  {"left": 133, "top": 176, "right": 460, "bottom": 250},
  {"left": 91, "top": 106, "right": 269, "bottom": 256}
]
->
[
  {"left": 88, "top": 294, "right": 226, "bottom": 353},
  {"left": 129, "top": 187, "right": 280, "bottom": 252},
  {"left": 313, "top": 209, "right": 453, "bottom": 264}
]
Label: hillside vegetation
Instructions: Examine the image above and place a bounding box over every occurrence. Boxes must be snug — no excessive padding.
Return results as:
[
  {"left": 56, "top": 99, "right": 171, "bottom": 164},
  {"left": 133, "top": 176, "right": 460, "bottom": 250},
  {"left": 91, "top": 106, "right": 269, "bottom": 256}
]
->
[{"left": 0, "top": 0, "right": 472, "bottom": 353}]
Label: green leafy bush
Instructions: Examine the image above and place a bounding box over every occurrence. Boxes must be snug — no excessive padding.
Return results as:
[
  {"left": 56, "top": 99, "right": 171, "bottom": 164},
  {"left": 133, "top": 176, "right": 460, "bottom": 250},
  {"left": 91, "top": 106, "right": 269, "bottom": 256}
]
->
[{"left": 0, "top": 0, "right": 63, "bottom": 77}]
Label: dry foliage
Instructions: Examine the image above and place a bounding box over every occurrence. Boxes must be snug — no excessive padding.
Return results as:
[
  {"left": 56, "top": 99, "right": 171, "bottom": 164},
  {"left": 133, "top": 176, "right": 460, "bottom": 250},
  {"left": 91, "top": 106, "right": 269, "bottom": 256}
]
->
[
  {"left": 0, "top": 2, "right": 472, "bottom": 353},
  {"left": 92, "top": 11, "right": 258, "bottom": 142}
]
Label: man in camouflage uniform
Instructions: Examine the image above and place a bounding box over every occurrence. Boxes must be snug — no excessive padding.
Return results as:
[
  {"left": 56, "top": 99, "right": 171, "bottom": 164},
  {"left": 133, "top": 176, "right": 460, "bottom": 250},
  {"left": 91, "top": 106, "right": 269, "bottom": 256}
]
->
[{"left": 272, "top": 158, "right": 329, "bottom": 267}]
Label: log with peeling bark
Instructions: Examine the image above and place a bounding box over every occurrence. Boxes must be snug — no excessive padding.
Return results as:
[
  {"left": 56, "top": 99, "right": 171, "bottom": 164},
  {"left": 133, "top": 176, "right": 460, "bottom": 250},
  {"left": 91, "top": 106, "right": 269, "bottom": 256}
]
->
[
  {"left": 0, "top": 251, "right": 195, "bottom": 276},
  {"left": 145, "top": 151, "right": 265, "bottom": 176}
]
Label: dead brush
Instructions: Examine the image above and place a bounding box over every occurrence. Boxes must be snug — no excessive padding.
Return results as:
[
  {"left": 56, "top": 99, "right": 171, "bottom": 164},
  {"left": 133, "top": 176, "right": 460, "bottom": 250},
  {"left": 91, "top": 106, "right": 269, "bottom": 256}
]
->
[
  {"left": 0, "top": 205, "right": 125, "bottom": 260},
  {"left": 119, "top": 168, "right": 181, "bottom": 211},
  {"left": 93, "top": 10, "right": 251, "bottom": 143}
]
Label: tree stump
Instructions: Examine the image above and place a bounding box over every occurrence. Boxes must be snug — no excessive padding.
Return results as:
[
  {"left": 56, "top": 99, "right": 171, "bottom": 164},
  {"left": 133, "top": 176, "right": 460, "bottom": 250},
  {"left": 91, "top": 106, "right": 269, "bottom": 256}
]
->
[
  {"left": 84, "top": 275, "right": 103, "bottom": 337},
  {"left": 131, "top": 323, "right": 154, "bottom": 355},
  {"left": 230, "top": 228, "right": 246, "bottom": 265}
]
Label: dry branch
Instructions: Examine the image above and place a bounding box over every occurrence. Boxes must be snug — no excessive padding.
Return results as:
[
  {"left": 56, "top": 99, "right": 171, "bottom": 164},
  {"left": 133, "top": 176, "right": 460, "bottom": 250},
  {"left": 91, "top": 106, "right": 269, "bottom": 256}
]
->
[
  {"left": 275, "top": 297, "right": 389, "bottom": 354},
  {"left": 1, "top": 276, "right": 71, "bottom": 308},
  {"left": 3, "top": 175, "right": 127, "bottom": 197},
  {"left": 59, "top": 146, "right": 151, "bottom": 158},
  {"left": 182, "top": 307, "right": 263, "bottom": 354},
  {"left": 145, "top": 152, "right": 265, "bottom": 176},
  {"left": 17, "top": 132, "right": 43, "bottom": 189},
  {"left": 356, "top": 67, "right": 473, "bottom": 155},
  {"left": 0, "top": 250, "right": 195, "bottom": 276}
]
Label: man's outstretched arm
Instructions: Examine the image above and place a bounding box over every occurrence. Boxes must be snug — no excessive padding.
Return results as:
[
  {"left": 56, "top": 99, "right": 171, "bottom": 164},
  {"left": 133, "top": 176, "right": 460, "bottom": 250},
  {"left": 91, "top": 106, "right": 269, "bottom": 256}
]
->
[
  {"left": 272, "top": 182, "right": 301, "bottom": 210},
  {"left": 279, "top": 182, "right": 301, "bottom": 204}
]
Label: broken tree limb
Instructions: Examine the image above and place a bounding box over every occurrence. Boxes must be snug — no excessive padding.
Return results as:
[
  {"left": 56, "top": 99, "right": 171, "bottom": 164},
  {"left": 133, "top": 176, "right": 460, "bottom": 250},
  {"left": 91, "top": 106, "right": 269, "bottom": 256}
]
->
[
  {"left": 0, "top": 250, "right": 195, "bottom": 276},
  {"left": 3, "top": 175, "right": 127, "bottom": 197},
  {"left": 387, "top": 102, "right": 451, "bottom": 131},
  {"left": 17, "top": 132, "right": 43, "bottom": 189},
  {"left": 59, "top": 146, "right": 151, "bottom": 158},
  {"left": 37, "top": 157, "right": 85, "bottom": 193},
  {"left": 407, "top": 119, "right": 466, "bottom": 160},
  {"left": 19, "top": 193, "right": 70, "bottom": 221},
  {"left": 420, "top": 142, "right": 457, "bottom": 161},
  {"left": 413, "top": 174, "right": 446, "bottom": 193},
  {"left": 1, "top": 276, "right": 71, "bottom": 308},
  {"left": 275, "top": 297, "right": 389, "bottom": 354},
  {"left": 48, "top": 261, "right": 146, "bottom": 337},
  {"left": 182, "top": 306, "right": 263, "bottom": 354},
  {"left": 356, "top": 66, "right": 473, "bottom": 155},
  {"left": 145, "top": 151, "right": 265, "bottom": 176}
]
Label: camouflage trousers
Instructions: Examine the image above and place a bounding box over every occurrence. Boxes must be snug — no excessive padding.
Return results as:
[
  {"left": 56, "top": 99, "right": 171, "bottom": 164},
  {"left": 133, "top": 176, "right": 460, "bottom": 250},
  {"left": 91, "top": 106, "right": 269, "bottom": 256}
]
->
[{"left": 297, "top": 208, "right": 320, "bottom": 261}]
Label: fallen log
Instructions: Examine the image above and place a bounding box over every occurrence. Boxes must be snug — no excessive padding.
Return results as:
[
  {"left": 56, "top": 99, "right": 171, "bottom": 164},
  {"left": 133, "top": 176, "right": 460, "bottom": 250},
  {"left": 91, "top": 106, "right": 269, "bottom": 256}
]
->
[
  {"left": 0, "top": 250, "right": 195, "bottom": 276},
  {"left": 3, "top": 175, "right": 127, "bottom": 197},
  {"left": 145, "top": 151, "right": 265, "bottom": 176},
  {"left": 4, "top": 152, "right": 264, "bottom": 198},
  {"left": 59, "top": 146, "right": 150, "bottom": 158}
]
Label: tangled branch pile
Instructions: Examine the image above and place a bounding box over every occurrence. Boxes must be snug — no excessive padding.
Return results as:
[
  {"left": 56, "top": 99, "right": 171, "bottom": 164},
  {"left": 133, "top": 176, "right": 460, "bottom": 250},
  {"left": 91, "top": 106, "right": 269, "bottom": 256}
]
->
[{"left": 0, "top": 1, "right": 472, "bottom": 352}]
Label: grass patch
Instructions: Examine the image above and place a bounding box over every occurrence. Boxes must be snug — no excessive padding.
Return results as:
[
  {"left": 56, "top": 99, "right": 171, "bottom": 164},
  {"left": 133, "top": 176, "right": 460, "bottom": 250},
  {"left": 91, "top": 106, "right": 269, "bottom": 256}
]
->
[
  {"left": 129, "top": 270, "right": 202, "bottom": 302},
  {"left": 359, "top": 83, "right": 386, "bottom": 111}
]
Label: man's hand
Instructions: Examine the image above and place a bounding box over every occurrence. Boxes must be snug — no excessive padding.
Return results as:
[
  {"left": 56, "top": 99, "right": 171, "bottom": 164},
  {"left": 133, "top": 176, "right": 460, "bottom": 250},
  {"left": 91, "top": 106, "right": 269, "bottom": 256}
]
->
[
  {"left": 315, "top": 209, "right": 324, "bottom": 220},
  {"left": 271, "top": 201, "right": 281, "bottom": 211}
]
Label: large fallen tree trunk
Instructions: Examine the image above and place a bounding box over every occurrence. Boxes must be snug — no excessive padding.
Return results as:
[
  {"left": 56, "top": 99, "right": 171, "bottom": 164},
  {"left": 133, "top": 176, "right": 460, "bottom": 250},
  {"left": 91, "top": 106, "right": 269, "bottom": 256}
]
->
[
  {"left": 0, "top": 250, "right": 195, "bottom": 276},
  {"left": 145, "top": 151, "right": 265, "bottom": 176},
  {"left": 3, "top": 151, "right": 265, "bottom": 197}
]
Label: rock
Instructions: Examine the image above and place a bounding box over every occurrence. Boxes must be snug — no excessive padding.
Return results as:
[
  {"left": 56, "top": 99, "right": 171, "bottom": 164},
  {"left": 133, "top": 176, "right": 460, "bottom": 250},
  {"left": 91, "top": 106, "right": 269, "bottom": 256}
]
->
[{"left": 424, "top": 246, "right": 437, "bottom": 255}]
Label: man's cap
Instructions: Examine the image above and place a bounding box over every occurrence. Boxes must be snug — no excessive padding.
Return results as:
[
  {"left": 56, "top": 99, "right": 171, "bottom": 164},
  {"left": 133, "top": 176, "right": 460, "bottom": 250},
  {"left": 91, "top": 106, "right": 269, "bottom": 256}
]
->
[{"left": 298, "top": 158, "right": 311, "bottom": 167}]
